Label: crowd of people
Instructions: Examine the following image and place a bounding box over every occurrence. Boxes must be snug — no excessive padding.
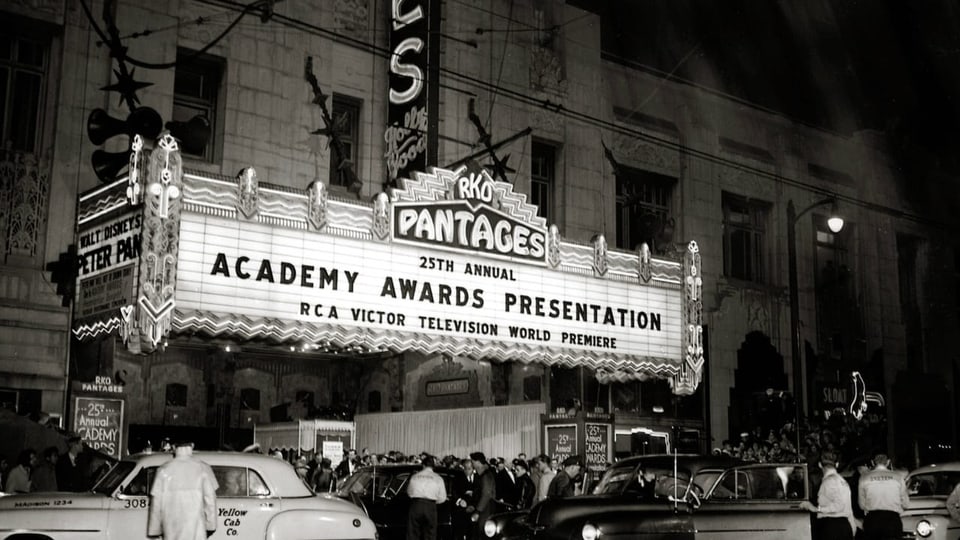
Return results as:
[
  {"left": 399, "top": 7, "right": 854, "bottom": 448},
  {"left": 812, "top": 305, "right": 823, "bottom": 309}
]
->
[
  {"left": 285, "top": 446, "right": 585, "bottom": 505},
  {"left": 719, "top": 410, "right": 883, "bottom": 472},
  {"left": 274, "top": 446, "right": 586, "bottom": 540},
  {"left": 0, "top": 435, "right": 96, "bottom": 494}
]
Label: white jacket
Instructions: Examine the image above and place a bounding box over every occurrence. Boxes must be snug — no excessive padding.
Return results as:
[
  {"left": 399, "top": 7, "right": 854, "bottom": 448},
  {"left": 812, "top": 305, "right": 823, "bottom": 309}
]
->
[{"left": 148, "top": 451, "right": 219, "bottom": 540}]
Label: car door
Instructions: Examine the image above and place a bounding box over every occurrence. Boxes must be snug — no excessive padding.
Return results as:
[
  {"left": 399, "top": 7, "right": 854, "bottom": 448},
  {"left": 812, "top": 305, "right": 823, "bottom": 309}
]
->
[
  {"left": 104, "top": 465, "right": 155, "bottom": 540},
  {"left": 693, "top": 464, "right": 812, "bottom": 540},
  {"left": 209, "top": 465, "right": 277, "bottom": 539}
]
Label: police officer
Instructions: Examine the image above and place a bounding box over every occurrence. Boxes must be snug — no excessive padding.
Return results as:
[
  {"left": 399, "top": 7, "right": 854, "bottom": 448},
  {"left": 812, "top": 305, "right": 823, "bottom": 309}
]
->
[
  {"left": 857, "top": 453, "right": 909, "bottom": 540},
  {"left": 405, "top": 455, "right": 447, "bottom": 540},
  {"left": 800, "top": 451, "right": 855, "bottom": 540}
]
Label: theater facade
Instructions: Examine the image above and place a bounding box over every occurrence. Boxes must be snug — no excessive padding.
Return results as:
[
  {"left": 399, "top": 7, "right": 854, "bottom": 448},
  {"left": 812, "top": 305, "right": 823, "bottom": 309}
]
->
[{"left": 71, "top": 134, "right": 703, "bottom": 458}]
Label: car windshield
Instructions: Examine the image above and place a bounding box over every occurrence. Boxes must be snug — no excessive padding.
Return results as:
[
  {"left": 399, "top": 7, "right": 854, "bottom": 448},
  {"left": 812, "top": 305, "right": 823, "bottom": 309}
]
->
[
  {"left": 338, "top": 469, "right": 403, "bottom": 498},
  {"left": 92, "top": 461, "right": 136, "bottom": 495},
  {"left": 907, "top": 471, "right": 960, "bottom": 497},
  {"left": 593, "top": 462, "right": 693, "bottom": 496}
]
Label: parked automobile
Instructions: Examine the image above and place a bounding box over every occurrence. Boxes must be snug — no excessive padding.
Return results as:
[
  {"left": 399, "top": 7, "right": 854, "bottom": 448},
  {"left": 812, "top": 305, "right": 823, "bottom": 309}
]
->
[
  {"left": 338, "top": 463, "right": 467, "bottom": 540},
  {"left": 484, "top": 454, "right": 813, "bottom": 540},
  {"left": 0, "top": 451, "right": 377, "bottom": 540},
  {"left": 901, "top": 462, "right": 960, "bottom": 540}
]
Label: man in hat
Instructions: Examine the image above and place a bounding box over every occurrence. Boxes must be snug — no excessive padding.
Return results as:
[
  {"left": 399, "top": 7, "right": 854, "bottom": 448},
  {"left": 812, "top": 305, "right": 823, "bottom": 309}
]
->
[
  {"left": 857, "top": 453, "right": 909, "bottom": 540},
  {"left": 469, "top": 452, "right": 497, "bottom": 540},
  {"left": 148, "top": 441, "right": 218, "bottom": 540},
  {"left": 546, "top": 456, "right": 582, "bottom": 499},
  {"left": 406, "top": 455, "right": 447, "bottom": 540},
  {"left": 800, "top": 451, "right": 855, "bottom": 540}
]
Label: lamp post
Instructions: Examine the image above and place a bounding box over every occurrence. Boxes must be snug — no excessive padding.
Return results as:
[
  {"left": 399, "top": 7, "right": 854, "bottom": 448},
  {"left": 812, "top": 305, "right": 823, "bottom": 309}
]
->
[{"left": 787, "top": 197, "right": 843, "bottom": 451}]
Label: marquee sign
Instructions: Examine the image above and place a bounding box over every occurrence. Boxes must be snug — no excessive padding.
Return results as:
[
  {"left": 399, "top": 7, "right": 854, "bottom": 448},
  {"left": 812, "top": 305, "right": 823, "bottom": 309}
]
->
[{"left": 74, "top": 145, "right": 704, "bottom": 393}]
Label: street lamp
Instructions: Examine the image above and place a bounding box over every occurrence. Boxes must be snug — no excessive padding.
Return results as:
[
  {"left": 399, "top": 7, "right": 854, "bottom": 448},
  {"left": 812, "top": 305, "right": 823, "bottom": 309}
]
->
[{"left": 787, "top": 197, "right": 843, "bottom": 449}]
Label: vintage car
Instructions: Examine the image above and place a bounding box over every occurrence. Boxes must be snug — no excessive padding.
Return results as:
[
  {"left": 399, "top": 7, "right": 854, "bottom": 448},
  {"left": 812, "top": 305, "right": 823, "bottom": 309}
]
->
[
  {"left": 338, "top": 463, "right": 467, "bottom": 540},
  {"left": 901, "top": 462, "right": 960, "bottom": 540},
  {"left": 484, "top": 454, "right": 813, "bottom": 540},
  {"left": 0, "top": 451, "right": 377, "bottom": 540}
]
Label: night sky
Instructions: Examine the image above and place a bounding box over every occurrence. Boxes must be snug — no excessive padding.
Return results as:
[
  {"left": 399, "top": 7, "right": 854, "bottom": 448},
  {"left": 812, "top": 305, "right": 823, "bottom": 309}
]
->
[{"left": 587, "top": 0, "right": 960, "bottom": 218}]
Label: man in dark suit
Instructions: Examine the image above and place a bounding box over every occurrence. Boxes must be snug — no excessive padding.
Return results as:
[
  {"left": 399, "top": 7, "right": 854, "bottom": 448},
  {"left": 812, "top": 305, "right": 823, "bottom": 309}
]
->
[
  {"left": 452, "top": 458, "right": 477, "bottom": 540},
  {"left": 56, "top": 436, "right": 84, "bottom": 492},
  {"left": 512, "top": 459, "right": 536, "bottom": 509},
  {"left": 335, "top": 448, "right": 358, "bottom": 480},
  {"left": 494, "top": 457, "right": 519, "bottom": 512},
  {"left": 469, "top": 452, "right": 497, "bottom": 540}
]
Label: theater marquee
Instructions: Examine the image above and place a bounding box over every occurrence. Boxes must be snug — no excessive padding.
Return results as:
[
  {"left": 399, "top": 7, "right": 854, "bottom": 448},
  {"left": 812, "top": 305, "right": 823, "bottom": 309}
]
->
[{"left": 75, "top": 148, "right": 703, "bottom": 394}]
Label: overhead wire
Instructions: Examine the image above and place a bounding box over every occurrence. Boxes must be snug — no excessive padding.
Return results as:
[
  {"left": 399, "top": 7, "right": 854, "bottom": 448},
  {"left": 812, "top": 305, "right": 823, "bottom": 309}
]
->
[
  {"left": 79, "top": 0, "right": 266, "bottom": 70},
  {"left": 110, "top": 0, "right": 952, "bottom": 230},
  {"left": 485, "top": 0, "right": 514, "bottom": 130}
]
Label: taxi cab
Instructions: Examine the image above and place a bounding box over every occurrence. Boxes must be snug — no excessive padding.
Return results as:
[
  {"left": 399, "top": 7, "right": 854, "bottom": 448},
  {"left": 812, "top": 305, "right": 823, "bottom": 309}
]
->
[
  {"left": 0, "top": 451, "right": 377, "bottom": 540},
  {"left": 902, "top": 462, "right": 960, "bottom": 540}
]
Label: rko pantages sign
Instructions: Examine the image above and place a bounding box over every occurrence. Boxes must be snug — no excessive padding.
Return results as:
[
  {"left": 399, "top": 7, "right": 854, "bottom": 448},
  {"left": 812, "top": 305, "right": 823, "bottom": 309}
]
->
[{"left": 75, "top": 153, "right": 704, "bottom": 393}]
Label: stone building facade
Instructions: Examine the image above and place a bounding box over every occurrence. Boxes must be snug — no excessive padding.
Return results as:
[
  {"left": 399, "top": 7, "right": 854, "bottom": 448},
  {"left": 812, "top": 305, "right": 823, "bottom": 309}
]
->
[{"left": 1, "top": 0, "right": 957, "bottom": 463}]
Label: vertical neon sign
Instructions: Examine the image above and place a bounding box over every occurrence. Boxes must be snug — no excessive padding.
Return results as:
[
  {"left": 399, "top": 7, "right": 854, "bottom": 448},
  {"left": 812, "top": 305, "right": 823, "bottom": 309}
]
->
[{"left": 386, "top": 0, "right": 433, "bottom": 183}]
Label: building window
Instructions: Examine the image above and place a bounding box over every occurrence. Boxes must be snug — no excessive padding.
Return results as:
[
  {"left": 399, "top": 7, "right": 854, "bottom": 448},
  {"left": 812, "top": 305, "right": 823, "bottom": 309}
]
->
[
  {"left": 615, "top": 167, "right": 673, "bottom": 251},
  {"left": 172, "top": 48, "right": 223, "bottom": 161},
  {"left": 240, "top": 387, "right": 261, "bottom": 411},
  {"left": 522, "top": 375, "right": 541, "bottom": 401},
  {"left": 722, "top": 193, "right": 768, "bottom": 283},
  {"left": 329, "top": 94, "right": 361, "bottom": 188},
  {"left": 0, "top": 32, "right": 47, "bottom": 153},
  {"left": 165, "top": 383, "right": 187, "bottom": 407},
  {"left": 815, "top": 217, "right": 859, "bottom": 360},
  {"left": 530, "top": 141, "right": 556, "bottom": 222}
]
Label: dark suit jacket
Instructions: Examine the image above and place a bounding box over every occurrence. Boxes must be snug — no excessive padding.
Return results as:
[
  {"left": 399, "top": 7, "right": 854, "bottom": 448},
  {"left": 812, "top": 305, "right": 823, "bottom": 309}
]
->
[
  {"left": 55, "top": 454, "right": 83, "bottom": 492},
  {"left": 454, "top": 471, "right": 478, "bottom": 507},
  {"left": 334, "top": 458, "right": 356, "bottom": 480},
  {"left": 495, "top": 468, "right": 519, "bottom": 508},
  {"left": 516, "top": 474, "right": 536, "bottom": 509},
  {"left": 474, "top": 468, "right": 497, "bottom": 519}
]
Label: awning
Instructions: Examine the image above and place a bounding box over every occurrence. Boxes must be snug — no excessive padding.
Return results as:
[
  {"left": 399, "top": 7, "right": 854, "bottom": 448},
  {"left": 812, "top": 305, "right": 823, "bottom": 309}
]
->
[{"left": 253, "top": 420, "right": 355, "bottom": 452}]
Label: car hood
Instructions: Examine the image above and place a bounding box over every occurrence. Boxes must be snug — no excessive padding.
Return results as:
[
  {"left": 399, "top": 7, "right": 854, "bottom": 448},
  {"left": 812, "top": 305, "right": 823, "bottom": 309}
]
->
[{"left": 315, "top": 492, "right": 371, "bottom": 512}]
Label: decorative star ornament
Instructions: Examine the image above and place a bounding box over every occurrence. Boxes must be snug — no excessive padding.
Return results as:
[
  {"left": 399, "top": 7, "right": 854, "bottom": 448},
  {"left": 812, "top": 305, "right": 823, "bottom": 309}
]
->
[
  {"left": 101, "top": 66, "right": 153, "bottom": 107},
  {"left": 483, "top": 153, "right": 515, "bottom": 177}
]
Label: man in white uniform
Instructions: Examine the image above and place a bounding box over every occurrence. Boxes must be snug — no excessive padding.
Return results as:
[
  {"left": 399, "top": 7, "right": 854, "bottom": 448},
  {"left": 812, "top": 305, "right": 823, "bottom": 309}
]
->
[{"left": 148, "top": 441, "right": 219, "bottom": 540}]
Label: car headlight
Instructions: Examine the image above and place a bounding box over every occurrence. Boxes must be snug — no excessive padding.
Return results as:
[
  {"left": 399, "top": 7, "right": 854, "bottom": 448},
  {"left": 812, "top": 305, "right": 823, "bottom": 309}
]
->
[
  {"left": 916, "top": 520, "right": 934, "bottom": 538},
  {"left": 483, "top": 519, "right": 499, "bottom": 538},
  {"left": 582, "top": 523, "right": 601, "bottom": 540}
]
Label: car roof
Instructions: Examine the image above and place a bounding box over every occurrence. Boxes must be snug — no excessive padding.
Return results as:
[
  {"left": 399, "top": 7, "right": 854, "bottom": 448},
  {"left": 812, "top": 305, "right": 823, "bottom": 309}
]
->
[
  {"left": 611, "top": 454, "right": 746, "bottom": 473},
  {"left": 122, "top": 451, "right": 312, "bottom": 495},
  {"left": 126, "top": 450, "right": 289, "bottom": 465},
  {"left": 355, "top": 463, "right": 463, "bottom": 474},
  {"left": 909, "top": 462, "right": 960, "bottom": 476}
]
